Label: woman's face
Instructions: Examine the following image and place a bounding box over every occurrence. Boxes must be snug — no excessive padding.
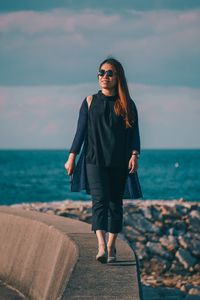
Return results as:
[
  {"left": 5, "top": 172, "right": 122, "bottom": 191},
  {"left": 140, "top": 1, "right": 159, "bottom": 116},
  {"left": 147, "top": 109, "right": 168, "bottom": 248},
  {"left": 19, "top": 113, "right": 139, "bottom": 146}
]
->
[{"left": 98, "top": 63, "right": 118, "bottom": 91}]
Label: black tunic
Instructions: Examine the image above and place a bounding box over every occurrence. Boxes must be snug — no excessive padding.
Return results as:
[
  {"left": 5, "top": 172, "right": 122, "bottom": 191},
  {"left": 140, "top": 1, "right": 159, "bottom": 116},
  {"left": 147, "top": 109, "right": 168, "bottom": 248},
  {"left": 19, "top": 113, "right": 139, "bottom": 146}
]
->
[{"left": 85, "top": 90, "right": 128, "bottom": 167}]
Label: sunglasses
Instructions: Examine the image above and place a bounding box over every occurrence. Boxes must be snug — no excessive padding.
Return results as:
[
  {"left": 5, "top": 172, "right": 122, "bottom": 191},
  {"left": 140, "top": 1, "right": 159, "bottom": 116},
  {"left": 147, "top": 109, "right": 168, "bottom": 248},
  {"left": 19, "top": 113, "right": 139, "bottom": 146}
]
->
[{"left": 97, "top": 69, "right": 116, "bottom": 78}]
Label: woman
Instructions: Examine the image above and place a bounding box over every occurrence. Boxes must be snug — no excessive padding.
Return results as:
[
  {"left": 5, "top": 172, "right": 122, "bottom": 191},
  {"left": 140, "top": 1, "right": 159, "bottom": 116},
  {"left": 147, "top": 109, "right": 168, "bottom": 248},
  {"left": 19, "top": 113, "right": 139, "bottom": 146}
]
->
[{"left": 65, "top": 57, "right": 142, "bottom": 263}]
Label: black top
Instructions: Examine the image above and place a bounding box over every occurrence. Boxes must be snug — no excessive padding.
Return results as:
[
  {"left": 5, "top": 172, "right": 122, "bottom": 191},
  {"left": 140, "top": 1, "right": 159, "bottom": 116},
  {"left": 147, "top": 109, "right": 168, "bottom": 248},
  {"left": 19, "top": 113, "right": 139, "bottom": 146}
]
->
[
  {"left": 69, "top": 91, "right": 142, "bottom": 198},
  {"left": 69, "top": 92, "right": 140, "bottom": 158},
  {"left": 85, "top": 90, "right": 128, "bottom": 167}
]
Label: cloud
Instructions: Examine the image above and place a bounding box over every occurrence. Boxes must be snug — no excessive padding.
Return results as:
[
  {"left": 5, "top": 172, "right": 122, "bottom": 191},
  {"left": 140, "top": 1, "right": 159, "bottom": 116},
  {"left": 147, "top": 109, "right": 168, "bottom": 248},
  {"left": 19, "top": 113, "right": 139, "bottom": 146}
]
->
[
  {"left": 0, "top": 8, "right": 199, "bottom": 86},
  {"left": 0, "top": 9, "right": 119, "bottom": 34},
  {"left": 41, "top": 122, "right": 59, "bottom": 135},
  {"left": 0, "top": 83, "right": 199, "bottom": 149}
]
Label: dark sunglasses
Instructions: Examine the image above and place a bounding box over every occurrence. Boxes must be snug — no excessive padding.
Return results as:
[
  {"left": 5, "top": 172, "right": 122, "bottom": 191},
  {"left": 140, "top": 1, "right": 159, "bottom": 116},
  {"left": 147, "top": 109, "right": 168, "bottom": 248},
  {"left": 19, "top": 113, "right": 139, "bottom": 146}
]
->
[{"left": 97, "top": 69, "right": 116, "bottom": 77}]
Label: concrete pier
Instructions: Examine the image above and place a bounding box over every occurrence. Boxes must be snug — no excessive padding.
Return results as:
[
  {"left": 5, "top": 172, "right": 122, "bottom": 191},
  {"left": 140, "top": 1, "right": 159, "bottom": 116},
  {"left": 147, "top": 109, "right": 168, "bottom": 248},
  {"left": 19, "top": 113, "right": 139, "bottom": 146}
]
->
[{"left": 0, "top": 206, "right": 141, "bottom": 299}]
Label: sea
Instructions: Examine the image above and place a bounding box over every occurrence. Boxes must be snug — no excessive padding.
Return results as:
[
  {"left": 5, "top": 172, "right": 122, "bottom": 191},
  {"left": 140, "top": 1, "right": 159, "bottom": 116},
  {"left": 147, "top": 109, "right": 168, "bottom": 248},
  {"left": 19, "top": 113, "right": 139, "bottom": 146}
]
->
[{"left": 0, "top": 149, "right": 199, "bottom": 205}]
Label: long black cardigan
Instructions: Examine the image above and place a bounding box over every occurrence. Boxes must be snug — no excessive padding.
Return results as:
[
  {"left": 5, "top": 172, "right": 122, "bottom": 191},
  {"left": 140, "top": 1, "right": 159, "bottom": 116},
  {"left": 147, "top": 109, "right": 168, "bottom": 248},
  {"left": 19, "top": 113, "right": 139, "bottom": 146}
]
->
[{"left": 69, "top": 94, "right": 143, "bottom": 199}]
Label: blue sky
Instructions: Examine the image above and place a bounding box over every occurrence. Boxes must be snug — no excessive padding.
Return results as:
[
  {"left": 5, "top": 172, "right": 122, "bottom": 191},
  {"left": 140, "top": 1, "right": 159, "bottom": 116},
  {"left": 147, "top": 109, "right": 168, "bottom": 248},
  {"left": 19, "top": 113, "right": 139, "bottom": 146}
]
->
[{"left": 0, "top": 1, "right": 199, "bottom": 149}]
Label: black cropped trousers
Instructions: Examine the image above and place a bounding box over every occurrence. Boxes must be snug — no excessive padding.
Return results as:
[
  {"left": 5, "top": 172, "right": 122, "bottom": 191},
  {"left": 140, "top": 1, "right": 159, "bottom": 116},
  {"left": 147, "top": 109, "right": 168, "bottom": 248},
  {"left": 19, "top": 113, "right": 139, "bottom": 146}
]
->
[{"left": 86, "top": 163, "right": 128, "bottom": 233}]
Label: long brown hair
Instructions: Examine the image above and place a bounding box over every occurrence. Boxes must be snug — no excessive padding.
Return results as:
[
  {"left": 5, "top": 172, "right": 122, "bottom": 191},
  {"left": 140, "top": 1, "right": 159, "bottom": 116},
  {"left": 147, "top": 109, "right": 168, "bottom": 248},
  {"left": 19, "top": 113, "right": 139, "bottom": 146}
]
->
[{"left": 98, "top": 57, "right": 135, "bottom": 128}]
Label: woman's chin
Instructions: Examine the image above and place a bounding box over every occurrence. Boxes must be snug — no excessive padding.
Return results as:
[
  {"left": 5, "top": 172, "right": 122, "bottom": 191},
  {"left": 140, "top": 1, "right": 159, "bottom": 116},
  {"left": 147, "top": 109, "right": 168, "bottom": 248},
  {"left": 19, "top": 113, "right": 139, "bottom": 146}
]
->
[{"left": 101, "top": 83, "right": 111, "bottom": 89}]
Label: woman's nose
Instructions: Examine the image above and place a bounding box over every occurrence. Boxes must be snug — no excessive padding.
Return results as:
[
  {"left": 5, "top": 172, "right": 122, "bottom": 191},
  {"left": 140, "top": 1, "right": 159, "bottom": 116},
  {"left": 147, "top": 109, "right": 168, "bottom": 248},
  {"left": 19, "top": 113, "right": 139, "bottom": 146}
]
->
[{"left": 102, "top": 72, "right": 109, "bottom": 78}]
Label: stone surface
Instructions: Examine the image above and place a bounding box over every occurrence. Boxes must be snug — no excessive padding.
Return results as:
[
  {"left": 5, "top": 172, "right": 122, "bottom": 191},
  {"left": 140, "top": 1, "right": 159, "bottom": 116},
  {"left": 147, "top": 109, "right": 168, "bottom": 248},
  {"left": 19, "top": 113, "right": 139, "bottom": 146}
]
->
[
  {"left": 175, "top": 249, "right": 197, "bottom": 269},
  {"left": 188, "top": 210, "right": 200, "bottom": 232},
  {"left": 188, "top": 287, "right": 200, "bottom": 295},
  {"left": 124, "top": 213, "right": 161, "bottom": 234},
  {"left": 160, "top": 235, "right": 178, "bottom": 251},
  {"left": 146, "top": 241, "right": 173, "bottom": 259}
]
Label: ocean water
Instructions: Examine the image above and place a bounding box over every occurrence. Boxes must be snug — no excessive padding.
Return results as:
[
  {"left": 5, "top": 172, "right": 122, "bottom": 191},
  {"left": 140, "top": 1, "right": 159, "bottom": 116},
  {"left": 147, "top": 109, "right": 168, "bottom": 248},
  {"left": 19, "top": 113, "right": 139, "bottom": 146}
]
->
[{"left": 0, "top": 149, "right": 199, "bottom": 205}]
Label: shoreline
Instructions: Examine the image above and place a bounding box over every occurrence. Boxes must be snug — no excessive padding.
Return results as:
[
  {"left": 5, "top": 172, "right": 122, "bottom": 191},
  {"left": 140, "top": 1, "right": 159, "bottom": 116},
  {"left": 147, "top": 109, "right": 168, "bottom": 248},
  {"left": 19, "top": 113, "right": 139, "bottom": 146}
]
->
[
  {"left": 3, "top": 198, "right": 200, "bottom": 297},
  {"left": 8, "top": 198, "right": 200, "bottom": 208}
]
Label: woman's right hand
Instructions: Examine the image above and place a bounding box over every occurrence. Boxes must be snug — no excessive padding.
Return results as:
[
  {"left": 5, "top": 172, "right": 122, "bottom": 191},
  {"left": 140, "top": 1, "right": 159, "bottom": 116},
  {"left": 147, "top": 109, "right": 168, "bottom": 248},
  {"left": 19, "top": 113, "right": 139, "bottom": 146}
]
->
[{"left": 64, "top": 153, "right": 76, "bottom": 176}]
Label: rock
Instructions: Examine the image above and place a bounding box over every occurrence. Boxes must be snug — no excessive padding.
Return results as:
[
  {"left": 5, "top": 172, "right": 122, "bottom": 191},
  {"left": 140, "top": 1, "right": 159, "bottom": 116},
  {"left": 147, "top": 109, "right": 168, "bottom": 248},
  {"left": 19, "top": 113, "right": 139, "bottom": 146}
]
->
[
  {"left": 57, "top": 211, "right": 80, "bottom": 219},
  {"left": 151, "top": 206, "right": 163, "bottom": 221},
  {"left": 167, "top": 227, "right": 179, "bottom": 236},
  {"left": 131, "top": 241, "right": 148, "bottom": 260},
  {"left": 159, "top": 205, "right": 183, "bottom": 219},
  {"left": 124, "top": 213, "right": 161, "bottom": 235},
  {"left": 45, "top": 210, "right": 55, "bottom": 215},
  {"left": 160, "top": 235, "right": 178, "bottom": 251},
  {"left": 175, "top": 249, "right": 197, "bottom": 269},
  {"left": 180, "top": 285, "right": 187, "bottom": 292},
  {"left": 174, "top": 220, "right": 187, "bottom": 233},
  {"left": 166, "top": 226, "right": 186, "bottom": 236},
  {"left": 123, "top": 226, "right": 146, "bottom": 242},
  {"left": 40, "top": 206, "right": 55, "bottom": 213},
  {"left": 178, "top": 236, "right": 190, "bottom": 249},
  {"left": 188, "top": 287, "right": 200, "bottom": 295},
  {"left": 176, "top": 204, "right": 189, "bottom": 215},
  {"left": 178, "top": 236, "right": 200, "bottom": 258},
  {"left": 123, "top": 205, "right": 138, "bottom": 214},
  {"left": 140, "top": 207, "right": 152, "bottom": 220},
  {"left": 154, "top": 220, "right": 163, "bottom": 228},
  {"left": 194, "top": 264, "right": 200, "bottom": 272},
  {"left": 146, "top": 241, "right": 173, "bottom": 259},
  {"left": 80, "top": 213, "right": 92, "bottom": 223},
  {"left": 132, "top": 244, "right": 148, "bottom": 260},
  {"left": 170, "top": 261, "right": 188, "bottom": 275},
  {"left": 188, "top": 210, "right": 200, "bottom": 232},
  {"left": 186, "top": 231, "right": 200, "bottom": 241},
  {"left": 191, "top": 240, "right": 200, "bottom": 258},
  {"left": 142, "top": 257, "right": 171, "bottom": 275}
]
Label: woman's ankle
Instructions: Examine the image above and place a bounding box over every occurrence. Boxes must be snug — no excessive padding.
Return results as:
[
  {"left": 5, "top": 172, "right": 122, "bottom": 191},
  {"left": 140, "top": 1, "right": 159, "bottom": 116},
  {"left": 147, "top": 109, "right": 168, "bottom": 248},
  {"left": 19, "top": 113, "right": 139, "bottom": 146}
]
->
[
  {"left": 107, "top": 243, "right": 115, "bottom": 249},
  {"left": 98, "top": 243, "right": 107, "bottom": 251},
  {"left": 107, "top": 244, "right": 116, "bottom": 255}
]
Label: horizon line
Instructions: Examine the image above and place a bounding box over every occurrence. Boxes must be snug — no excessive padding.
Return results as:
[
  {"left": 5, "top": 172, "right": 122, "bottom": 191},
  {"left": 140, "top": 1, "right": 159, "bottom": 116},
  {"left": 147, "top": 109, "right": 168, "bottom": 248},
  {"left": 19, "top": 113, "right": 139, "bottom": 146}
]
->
[{"left": 0, "top": 148, "right": 199, "bottom": 151}]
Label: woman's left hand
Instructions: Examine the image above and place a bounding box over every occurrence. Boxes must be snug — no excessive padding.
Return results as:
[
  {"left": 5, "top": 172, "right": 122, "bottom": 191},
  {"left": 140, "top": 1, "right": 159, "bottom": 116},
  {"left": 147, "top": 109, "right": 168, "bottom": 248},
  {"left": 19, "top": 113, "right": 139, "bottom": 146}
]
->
[{"left": 128, "top": 155, "right": 138, "bottom": 173}]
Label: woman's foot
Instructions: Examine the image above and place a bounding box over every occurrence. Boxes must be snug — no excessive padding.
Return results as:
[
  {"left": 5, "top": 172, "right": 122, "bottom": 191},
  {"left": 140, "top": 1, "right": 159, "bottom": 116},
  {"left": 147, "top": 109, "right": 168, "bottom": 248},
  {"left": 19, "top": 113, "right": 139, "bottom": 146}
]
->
[
  {"left": 96, "top": 244, "right": 107, "bottom": 264},
  {"left": 107, "top": 245, "right": 117, "bottom": 263}
]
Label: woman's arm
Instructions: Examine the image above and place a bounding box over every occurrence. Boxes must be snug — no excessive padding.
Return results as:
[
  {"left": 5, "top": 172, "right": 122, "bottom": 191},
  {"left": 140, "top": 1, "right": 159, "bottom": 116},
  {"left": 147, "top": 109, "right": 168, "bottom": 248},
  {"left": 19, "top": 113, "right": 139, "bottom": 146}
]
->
[
  {"left": 128, "top": 100, "right": 141, "bottom": 173},
  {"left": 129, "top": 100, "right": 141, "bottom": 154},
  {"left": 69, "top": 98, "right": 88, "bottom": 155},
  {"left": 65, "top": 98, "right": 88, "bottom": 175}
]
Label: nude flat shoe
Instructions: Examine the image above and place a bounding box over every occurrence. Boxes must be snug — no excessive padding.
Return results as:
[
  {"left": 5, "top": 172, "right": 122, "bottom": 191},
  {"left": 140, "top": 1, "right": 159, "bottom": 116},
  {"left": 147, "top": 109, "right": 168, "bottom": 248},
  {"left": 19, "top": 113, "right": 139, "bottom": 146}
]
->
[
  {"left": 107, "top": 248, "right": 117, "bottom": 263},
  {"left": 96, "top": 248, "right": 108, "bottom": 264}
]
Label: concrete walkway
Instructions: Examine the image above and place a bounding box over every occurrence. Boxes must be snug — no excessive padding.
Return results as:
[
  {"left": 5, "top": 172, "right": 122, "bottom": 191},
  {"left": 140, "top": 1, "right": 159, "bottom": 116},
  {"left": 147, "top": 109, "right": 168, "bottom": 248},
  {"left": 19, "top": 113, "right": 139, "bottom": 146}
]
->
[
  {"left": 0, "top": 206, "right": 142, "bottom": 300},
  {"left": 63, "top": 234, "right": 141, "bottom": 299}
]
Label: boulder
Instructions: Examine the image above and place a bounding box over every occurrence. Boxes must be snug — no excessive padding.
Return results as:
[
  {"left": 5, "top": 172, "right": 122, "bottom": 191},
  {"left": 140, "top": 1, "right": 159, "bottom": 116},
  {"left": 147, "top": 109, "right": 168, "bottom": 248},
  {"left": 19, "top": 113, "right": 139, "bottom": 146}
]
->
[
  {"left": 146, "top": 241, "right": 173, "bottom": 260},
  {"left": 175, "top": 249, "right": 197, "bottom": 269},
  {"left": 188, "top": 210, "right": 200, "bottom": 232},
  {"left": 160, "top": 235, "right": 178, "bottom": 251},
  {"left": 124, "top": 213, "right": 161, "bottom": 235}
]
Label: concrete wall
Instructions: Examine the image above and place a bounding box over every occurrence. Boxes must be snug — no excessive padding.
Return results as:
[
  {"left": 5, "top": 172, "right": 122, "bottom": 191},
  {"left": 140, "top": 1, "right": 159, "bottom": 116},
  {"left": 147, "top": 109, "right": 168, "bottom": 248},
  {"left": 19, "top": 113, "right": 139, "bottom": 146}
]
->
[{"left": 0, "top": 207, "right": 80, "bottom": 300}]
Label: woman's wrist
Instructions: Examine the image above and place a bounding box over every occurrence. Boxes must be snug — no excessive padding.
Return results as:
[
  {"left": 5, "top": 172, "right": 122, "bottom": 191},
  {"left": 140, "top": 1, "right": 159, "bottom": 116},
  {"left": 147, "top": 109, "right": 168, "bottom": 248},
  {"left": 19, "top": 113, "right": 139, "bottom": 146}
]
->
[{"left": 69, "top": 152, "right": 76, "bottom": 160}]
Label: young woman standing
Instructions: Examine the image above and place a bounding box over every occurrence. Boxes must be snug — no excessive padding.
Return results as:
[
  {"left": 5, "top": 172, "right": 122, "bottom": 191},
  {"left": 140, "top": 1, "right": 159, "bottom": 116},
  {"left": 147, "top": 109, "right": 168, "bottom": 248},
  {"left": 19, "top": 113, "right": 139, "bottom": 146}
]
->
[{"left": 65, "top": 57, "right": 142, "bottom": 263}]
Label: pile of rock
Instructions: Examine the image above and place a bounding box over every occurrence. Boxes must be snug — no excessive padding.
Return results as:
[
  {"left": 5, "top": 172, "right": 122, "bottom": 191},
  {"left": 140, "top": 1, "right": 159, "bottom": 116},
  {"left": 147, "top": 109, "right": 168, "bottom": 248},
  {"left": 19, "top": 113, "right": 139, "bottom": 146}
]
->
[
  {"left": 12, "top": 199, "right": 200, "bottom": 296},
  {"left": 122, "top": 200, "right": 200, "bottom": 296}
]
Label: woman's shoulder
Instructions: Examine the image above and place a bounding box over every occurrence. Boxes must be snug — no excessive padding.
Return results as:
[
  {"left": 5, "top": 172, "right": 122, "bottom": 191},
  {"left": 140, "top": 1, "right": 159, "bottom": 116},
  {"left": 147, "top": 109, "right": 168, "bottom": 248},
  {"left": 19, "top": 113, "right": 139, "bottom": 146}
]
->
[
  {"left": 85, "top": 92, "right": 98, "bottom": 109},
  {"left": 129, "top": 97, "right": 137, "bottom": 111},
  {"left": 85, "top": 95, "right": 93, "bottom": 110}
]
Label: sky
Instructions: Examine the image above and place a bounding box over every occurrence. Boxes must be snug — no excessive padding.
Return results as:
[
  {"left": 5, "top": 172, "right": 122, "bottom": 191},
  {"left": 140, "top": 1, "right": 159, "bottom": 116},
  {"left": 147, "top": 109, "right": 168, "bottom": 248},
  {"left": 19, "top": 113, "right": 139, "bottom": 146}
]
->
[{"left": 0, "top": 0, "right": 200, "bottom": 149}]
